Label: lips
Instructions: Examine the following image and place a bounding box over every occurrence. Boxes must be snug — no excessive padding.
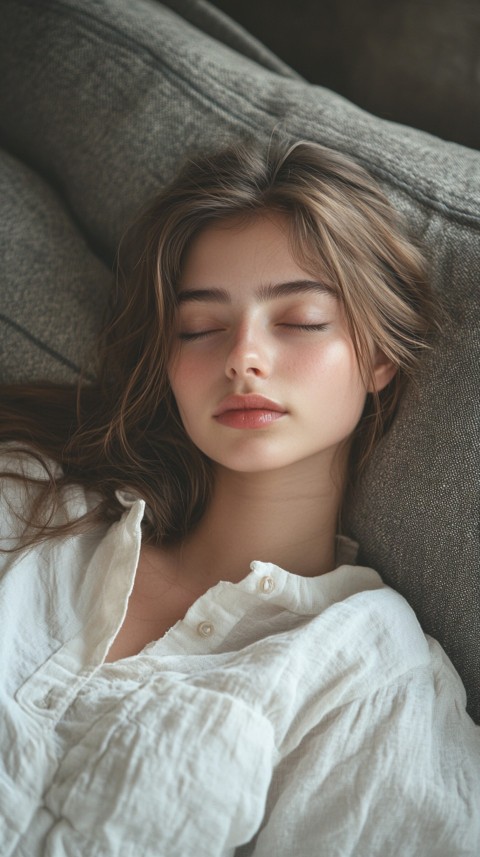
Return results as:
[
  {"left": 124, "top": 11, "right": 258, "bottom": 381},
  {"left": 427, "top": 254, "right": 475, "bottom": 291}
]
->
[
  {"left": 213, "top": 394, "right": 287, "bottom": 429},
  {"left": 213, "top": 394, "right": 286, "bottom": 417}
]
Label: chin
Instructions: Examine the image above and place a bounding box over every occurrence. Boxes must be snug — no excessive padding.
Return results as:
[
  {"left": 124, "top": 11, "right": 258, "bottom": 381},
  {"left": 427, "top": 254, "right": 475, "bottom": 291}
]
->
[{"left": 209, "top": 450, "right": 316, "bottom": 474}]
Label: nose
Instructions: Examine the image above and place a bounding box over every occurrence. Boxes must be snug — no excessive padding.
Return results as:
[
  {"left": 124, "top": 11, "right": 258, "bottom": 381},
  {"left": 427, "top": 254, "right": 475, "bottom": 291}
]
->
[{"left": 225, "top": 320, "right": 271, "bottom": 380}]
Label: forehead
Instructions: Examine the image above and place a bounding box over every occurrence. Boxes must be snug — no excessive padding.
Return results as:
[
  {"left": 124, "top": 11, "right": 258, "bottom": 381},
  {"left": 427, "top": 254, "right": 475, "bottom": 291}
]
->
[{"left": 178, "top": 212, "right": 329, "bottom": 295}]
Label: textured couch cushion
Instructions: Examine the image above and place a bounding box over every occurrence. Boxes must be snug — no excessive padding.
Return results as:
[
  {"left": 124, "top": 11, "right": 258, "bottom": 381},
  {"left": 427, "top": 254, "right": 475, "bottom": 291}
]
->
[
  {"left": 0, "top": 148, "right": 111, "bottom": 383},
  {"left": 209, "top": 0, "right": 480, "bottom": 149},
  {"left": 0, "top": 0, "right": 479, "bottom": 721}
]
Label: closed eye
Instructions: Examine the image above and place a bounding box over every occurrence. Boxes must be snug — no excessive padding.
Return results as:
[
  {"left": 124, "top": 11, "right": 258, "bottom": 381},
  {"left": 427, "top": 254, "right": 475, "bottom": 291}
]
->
[
  {"left": 179, "top": 324, "right": 330, "bottom": 340},
  {"left": 177, "top": 329, "right": 223, "bottom": 341},
  {"left": 279, "top": 323, "right": 329, "bottom": 331}
]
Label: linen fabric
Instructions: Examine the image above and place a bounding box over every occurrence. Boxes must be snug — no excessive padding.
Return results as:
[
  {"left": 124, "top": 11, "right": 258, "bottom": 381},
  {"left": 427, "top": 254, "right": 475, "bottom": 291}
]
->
[
  {"left": 0, "top": 0, "right": 479, "bottom": 723},
  {"left": 0, "top": 449, "right": 479, "bottom": 857}
]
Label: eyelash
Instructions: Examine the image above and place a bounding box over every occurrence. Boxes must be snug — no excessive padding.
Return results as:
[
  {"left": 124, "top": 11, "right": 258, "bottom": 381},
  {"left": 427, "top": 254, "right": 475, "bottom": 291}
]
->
[
  {"left": 286, "top": 324, "right": 328, "bottom": 332},
  {"left": 178, "top": 330, "right": 222, "bottom": 341},
  {"left": 178, "top": 323, "right": 328, "bottom": 341}
]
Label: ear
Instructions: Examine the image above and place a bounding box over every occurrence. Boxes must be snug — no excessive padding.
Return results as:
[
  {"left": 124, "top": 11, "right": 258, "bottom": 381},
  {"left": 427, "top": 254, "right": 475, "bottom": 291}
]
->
[{"left": 367, "top": 349, "right": 397, "bottom": 393}]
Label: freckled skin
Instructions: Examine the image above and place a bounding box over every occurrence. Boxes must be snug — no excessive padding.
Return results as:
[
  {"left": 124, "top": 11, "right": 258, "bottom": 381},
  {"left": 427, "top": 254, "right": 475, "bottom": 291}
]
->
[{"left": 168, "top": 213, "right": 393, "bottom": 475}]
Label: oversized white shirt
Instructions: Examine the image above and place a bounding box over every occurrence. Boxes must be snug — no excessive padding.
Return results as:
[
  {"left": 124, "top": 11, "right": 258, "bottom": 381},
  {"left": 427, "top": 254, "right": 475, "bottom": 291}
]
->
[{"left": 0, "top": 449, "right": 479, "bottom": 856}]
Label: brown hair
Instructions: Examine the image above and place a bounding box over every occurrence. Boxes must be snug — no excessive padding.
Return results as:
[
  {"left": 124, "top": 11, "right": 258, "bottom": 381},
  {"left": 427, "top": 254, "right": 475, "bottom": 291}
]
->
[{"left": 0, "top": 139, "right": 438, "bottom": 549}]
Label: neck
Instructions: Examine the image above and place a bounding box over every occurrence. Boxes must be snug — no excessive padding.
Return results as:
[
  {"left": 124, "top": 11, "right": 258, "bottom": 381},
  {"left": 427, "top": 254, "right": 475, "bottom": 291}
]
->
[{"left": 176, "top": 453, "right": 346, "bottom": 589}]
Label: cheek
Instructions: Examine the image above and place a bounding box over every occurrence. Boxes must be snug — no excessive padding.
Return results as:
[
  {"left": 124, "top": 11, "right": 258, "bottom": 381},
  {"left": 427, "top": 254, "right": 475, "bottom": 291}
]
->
[
  {"left": 300, "top": 340, "right": 367, "bottom": 416},
  {"left": 168, "top": 353, "right": 209, "bottom": 415},
  {"left": 301, "top": 338, "right": 364, "bottom": 386}
]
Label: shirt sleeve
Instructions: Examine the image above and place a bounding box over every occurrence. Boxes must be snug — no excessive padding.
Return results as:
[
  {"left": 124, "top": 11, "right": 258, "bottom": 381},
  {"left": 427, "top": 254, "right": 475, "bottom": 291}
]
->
[{"left": 244, "top": 638, "right": 480, "bottom": 857}]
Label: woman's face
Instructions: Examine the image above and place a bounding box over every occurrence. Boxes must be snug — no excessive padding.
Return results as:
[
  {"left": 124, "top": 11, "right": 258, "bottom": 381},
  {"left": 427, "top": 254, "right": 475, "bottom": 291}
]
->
[{"left": 168, "top": 212, "right": 390, "bottom": 475}]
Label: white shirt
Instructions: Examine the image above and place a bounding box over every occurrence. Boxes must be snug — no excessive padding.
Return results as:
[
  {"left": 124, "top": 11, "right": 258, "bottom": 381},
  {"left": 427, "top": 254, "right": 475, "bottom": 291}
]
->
[{"left": 0, "top": 448, "right": 479, "bottom": 856}]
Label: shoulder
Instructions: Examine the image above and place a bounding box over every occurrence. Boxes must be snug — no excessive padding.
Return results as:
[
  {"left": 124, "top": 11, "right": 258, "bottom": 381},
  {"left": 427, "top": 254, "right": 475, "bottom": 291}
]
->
[
  {"left": 262, "top": 576, "right": 466, "bottom": 737},
  {"left": 301, "top": 578, "right": 433, "bottom": 689},
  {"left": 0, "top": 444, "right": 57, "bottom": 544},
  {"left": 261, "top": 606, "right": 480, "bottom": 856},
  {"left": 0, "top": 442, "right": 99, "bottom": 550},
  {"left": 0, "top": 441, "right": 63, "bottom": 480},
  {"left": 268, "top": 577, "right": 479, "bottom": 770}
]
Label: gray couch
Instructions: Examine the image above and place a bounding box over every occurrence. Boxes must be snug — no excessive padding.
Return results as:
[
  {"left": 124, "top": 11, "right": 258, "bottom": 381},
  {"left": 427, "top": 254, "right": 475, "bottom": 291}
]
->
[
  {"left": 209, "top": 0, "right": 480, "bottom": 149},
  {"left": 0, "top": 0, "right": 479, "bottom": 722}
]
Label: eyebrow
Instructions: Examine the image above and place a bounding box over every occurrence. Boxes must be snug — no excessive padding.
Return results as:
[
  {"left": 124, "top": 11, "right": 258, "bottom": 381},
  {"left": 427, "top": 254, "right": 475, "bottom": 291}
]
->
[{"left": 176, "top": 280, "right": 336, "bottom": 304}]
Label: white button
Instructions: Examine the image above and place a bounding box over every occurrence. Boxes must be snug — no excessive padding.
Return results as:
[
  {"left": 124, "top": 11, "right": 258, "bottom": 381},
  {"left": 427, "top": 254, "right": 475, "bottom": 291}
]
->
[
  {"left": 259, "top": 575, "right": 275, "bottom": 594},
  {"left": 197, "top": 621, "right": 214, "bottom": 638}
]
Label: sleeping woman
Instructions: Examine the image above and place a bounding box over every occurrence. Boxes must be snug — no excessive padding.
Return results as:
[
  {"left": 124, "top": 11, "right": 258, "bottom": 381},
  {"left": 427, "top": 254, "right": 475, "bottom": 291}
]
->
[{"left": 0, "top": 139, "right": 479, "bottom": 856}]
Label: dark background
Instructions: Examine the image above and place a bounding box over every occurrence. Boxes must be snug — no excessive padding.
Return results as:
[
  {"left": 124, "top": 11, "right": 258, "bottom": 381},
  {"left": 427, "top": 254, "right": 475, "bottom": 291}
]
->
[{"left": 210, "top": 0, "right": 480, "bottom": 149}]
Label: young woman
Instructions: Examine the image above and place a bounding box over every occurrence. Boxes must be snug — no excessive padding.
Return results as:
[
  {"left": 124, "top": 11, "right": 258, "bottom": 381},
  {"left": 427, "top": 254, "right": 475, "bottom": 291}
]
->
[{"left": 0, "top": 140, "right": 478, "bottom": 856}]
